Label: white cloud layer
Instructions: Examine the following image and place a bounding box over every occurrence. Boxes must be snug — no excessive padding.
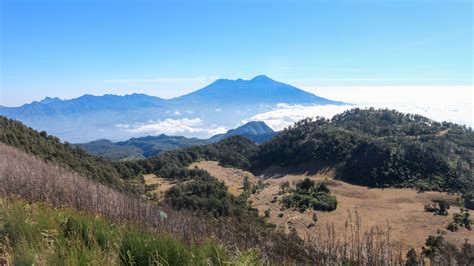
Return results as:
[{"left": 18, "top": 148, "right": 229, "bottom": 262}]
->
[
  {"left": 248, "top": 85, "right": 473, "bottom": 131},
  {"left": 249, "top": 102, "right": 473, "bottom": 132},
  {"left": 120, "top": 118, "right": 227, "bottom": 136}
]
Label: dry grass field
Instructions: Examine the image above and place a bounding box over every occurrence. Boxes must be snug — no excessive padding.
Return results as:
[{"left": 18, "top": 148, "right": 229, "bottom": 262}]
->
[
  {"left": 143, "top": 174, "right": 182, "bottom": 198},
  {"left": 191, "top": 161, "right": 473, "bottom": 251}
]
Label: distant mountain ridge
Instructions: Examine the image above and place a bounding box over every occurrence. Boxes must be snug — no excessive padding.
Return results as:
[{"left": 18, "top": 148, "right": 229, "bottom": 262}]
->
[
  {"left": 0, "top": 75, "right": 345, "bottom": 142},
  {"left": 77, "top": 121, "right": 276, "bottom": 160},
  {"left": 171, "top": 75, "right": 342, "bottom": 106}
]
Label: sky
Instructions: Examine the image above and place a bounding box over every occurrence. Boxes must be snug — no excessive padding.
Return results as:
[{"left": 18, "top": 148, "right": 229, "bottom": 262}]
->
[{"left": 0, "top": 0, "right": 472, "bottom": 107}]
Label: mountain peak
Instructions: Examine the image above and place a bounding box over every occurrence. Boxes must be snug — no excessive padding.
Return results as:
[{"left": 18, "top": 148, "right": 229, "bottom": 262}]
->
[
  {"left": 227, "top": 121, "right": 274, "bottom": 136},
  {"left": 250, "top": 75, "right": 273, "bottom": 82},
  {"left": 40, "top": 97, "right": 61, "bottom": 104}
]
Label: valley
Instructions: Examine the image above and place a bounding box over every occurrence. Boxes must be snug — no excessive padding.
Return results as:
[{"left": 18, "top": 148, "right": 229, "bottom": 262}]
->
[{"left": 192, "top": 161, "right": 473, "bottom": 251}]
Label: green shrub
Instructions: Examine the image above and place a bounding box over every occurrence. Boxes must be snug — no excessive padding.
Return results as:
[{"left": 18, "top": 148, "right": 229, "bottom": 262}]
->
[{"left": 282, "top": 192, "right": 337, "bottom": 212}]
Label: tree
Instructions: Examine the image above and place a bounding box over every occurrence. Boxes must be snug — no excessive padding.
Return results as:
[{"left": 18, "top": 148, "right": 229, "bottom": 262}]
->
[
  {"left": 280, "top": 181, "right": 290, "bottom": 192},
  {"left": 242, "top": 176, "right": 251, "bottom": 192},
  {"left": 405, "top": 247, "right": 418, "bottom": 266}
]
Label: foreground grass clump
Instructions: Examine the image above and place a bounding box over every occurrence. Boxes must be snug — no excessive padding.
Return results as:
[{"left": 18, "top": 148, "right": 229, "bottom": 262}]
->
[{"left": 0, "top": 198, "right": 258, "bottom": 265}]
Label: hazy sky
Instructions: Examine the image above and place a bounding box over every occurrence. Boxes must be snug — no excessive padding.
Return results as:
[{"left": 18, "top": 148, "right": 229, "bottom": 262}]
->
[{"left": 1, "top": 0, "right": 472, "bottom": 106}]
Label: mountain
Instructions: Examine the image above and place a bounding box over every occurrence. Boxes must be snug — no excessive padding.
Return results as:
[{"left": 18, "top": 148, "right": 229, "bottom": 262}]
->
[
  {"left": 210, "top": 121, "right": 276, "bottom": 143},
  {"left": 171, "top": 75, "right": 343, "bottom": 106},
  {"left": 74, "top": 139, "right": 145, "bottom": 161},
  {"left": 0, "top": 76, "right": 346, "bottom": 142},
  {"left": 77, "top": 121, "right": 276, "bottom": 160}
]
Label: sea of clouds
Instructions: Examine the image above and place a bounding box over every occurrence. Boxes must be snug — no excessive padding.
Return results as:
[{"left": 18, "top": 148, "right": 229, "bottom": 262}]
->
[
  {"left": 117, "top": 85, "right": 472, "bottom": 137},
  {"left": 247, "top": 85, "right": 473, "bottom": 131}
]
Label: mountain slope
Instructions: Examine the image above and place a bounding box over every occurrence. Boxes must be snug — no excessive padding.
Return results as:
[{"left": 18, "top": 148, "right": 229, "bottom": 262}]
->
[
  {"left": 171, "top": 75, "right": 343, "bottom": 106},
  {"left": 0, "top": 76, "right": 345, "bottom": 142},
  {"left": 74, "top": 139, "right": 145, "bottom": 160},
  {"left": 210, "top": 121, "right": 276, "bottom": 143},
  {"left": 0, "top": 116, "right": 140, "bottom": 190},
  {"left": 251, "top": 109, "right": 473, "bottom": 194},
  {"left": 0, "top": 93, "right": 167, "bottom": 119},
  {"left": 78, "top": 121, "right": 276, "bottom": 160}
]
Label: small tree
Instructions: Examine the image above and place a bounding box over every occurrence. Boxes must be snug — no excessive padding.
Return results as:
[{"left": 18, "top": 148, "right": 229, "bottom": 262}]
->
[
  {"left": 296, "top": 178, "right": 315, "bottom": 193},
  {"left": 264, "top": 208, "right": 271, "bottom": 218},
  {"left": 317, "top": 182, "right": 330, "bottom": 193},
  {"left": 405, "top": 247, "right": 418, "bottom": 266},
  {"left": 437, "top": 200, "right": 450, "bottom": 216},
  {"left": 242, "top": 176, "right": 251, "bottom": 192},
  {"left": 280, "top": 181, "right": 290, "bottom": 192}
]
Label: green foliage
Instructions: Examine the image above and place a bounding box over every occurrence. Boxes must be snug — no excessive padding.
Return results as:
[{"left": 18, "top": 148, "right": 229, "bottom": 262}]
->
[
  {"left": 281, "top": 178, "right": 337, "bottom": 212},
  {"left": 0, "top": 116, "right": 142, "bottom": 191},
  {"left": 405, "top": 247, "right": 418, "bottom": 266},
  {"left": 242, "top": 176, "right": 251, "bottom": 192},
  {"left": 422, "top": 232, "right": 474, "bottom": 265},
  {"left": 282, "top": 192, "right": 337, "bottom": 212},
  {"left": 464, "top": 193, "right": 474, "bottom": 210},
  {"left": 165, "top": 178, "right": 234, "bottom": 218},
  {"left": 451, "top": 209, "right": 472, "bottom": 230},
  {"left": 264, "top": 208, "right": 271, "bottom": 218},
  {"left": 252, "top": 109, "right": 473, "bottom": 194},
  {"left": 424, "top": 200, "right": 450, "bottom": 216},
  {"left": 0, "top": 198, "right": 238, "bottom": 265}
]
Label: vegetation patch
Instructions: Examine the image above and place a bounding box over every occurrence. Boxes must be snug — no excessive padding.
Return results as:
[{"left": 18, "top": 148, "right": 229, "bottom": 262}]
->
[
  {"left": 281, "top": 178, "right": 337, "bottom": 212},
  {"left": 447, "top": 208, "right": 472, "bottom": 232},
  {"left": 0, "top": 198, "right": 236, "bottom": 265},
  {"left": 424, "top": 199, "right": 450, "bottom": 216}
]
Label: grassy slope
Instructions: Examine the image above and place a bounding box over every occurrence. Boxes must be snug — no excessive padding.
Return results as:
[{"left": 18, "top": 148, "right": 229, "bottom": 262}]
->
[
  {"left": 0, "top": 198, "right": 259, "bottom": 265},
  {"left": 0, "top": 116, "right": 141, "bottom": 191}
]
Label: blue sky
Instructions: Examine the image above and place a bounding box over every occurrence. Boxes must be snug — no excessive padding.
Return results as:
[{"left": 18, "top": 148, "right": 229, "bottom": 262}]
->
[{"left": 1, "top": 0, "right": 472, "bottom": 106}]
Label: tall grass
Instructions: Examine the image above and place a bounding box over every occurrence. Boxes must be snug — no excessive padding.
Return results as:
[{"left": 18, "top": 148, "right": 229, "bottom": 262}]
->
[{"left": 0, "top": 198, "right": 234, "bottom": 265}]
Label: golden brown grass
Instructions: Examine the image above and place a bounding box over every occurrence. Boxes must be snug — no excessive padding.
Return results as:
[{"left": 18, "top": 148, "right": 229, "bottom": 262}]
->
[{"left": 192, "top": 160, "right": 473, "bottom": 253}]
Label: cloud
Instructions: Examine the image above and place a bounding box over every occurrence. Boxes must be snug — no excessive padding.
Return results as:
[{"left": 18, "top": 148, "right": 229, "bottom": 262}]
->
[
  {"left": 103, "top": 76, "right": 220, "bottom": 84},
  {"left": 248, "top": 102, "right": 473, "bottom": 131},
  {"left": 120, "top": 118, "right": 227, "bottom": 136},
  {"left": 249, "top": 104, "right": 353, "bottom": 130}
]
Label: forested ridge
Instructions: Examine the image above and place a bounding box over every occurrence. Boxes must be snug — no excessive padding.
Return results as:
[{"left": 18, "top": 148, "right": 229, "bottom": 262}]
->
[
  {"left": 253, "top": 108, "right": 473, "bottom": 194},
  {"left": 0, "top": 116, "right": 142, "bottom": 191}
]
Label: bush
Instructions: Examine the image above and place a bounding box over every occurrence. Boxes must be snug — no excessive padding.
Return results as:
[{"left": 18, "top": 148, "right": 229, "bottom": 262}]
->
[
  {"left": 447, "top": 222, "right": 459, "bottom": 232},
  {"left": 424, "top": 200, "right": 449, "bottom": 216},
  {"left": 452, "top": 209, "right": 472, "bottom": 230},
  {"left": 282, "top": 192, "right": 337, "bottom": 212},
  {"left": 405, "top": 247, "right": 418, "bottom": 266}
]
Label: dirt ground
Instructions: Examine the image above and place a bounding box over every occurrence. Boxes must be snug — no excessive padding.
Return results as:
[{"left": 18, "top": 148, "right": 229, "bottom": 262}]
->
[{"left": 191, "top": 161, "right": 473, "bottom": 251}]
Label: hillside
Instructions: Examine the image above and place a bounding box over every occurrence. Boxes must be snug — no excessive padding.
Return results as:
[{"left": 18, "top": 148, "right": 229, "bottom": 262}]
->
[
  {"left": 0, "top": 116, "right": 141, "bottom": 191},
  {"left": 192, "top": 161, "right": 473, "bottom": 250},
  {"left": 78, "top": 121, "right": 276, "bottom": 160},
  {"left": 252, "top": 108, "right": 473, "bottom": 195},
  {"left": 74, "top": 139, "right": 145, "bottom": 160},
  {"left": 210, "top": 121, "right": 276, "bottom": 144},
  {"left": 0, "top": 143, "right": 269, "bottom": 264}
]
